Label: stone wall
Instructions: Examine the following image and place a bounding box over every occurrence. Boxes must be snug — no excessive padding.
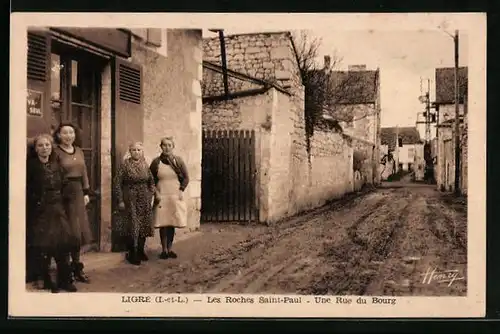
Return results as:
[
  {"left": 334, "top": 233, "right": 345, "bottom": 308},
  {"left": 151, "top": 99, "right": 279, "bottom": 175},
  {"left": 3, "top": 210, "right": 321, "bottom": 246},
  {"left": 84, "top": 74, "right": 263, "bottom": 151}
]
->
[
  {"left": 338, "top": 104, "right": 378, "bottom": 143},
  {"left": 202, "top": 66, "right": 263, "bottom": 97},
  {"left": 203, "top": 32, "right": 301, "bottom": 88},
  {"left": 309, "top": 130, "right": 354, "bottom": 206},
  {"left": 436, "top": 103, "right": 467, "bottom": 194},
  {"left": 202, "top": 91, "right": 272, "bottom": 131},
  {"left": 266, "top": 89, "right": 294, "bottom": 222}
]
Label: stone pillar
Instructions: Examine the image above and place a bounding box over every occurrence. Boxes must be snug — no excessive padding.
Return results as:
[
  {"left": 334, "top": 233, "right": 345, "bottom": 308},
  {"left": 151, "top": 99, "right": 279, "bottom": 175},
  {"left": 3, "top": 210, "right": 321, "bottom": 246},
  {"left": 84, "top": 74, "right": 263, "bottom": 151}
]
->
[{"left": 99, "top": 63, "right": 113, "bottom": 252}]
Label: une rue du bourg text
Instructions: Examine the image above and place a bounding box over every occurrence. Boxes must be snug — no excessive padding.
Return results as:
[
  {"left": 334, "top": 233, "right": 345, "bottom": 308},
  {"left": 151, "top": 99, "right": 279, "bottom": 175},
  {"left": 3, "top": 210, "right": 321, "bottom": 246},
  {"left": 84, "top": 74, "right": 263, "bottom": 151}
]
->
[{"left": 121, "top": 295, "right": 396, "bottom": 305}]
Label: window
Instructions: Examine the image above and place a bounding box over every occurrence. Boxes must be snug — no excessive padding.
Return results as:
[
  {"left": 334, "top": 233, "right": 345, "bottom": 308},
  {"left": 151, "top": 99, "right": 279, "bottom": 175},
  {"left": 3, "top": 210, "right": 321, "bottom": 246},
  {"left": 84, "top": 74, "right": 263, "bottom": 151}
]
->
[
  {"left": 398, "top": 138, "right": 403, "bottom": 147},
  {"left": 130, "top": 28, "right": 162, "bottom": 47},
  {"left": 146, "top": 29, "right": 162, "bottom": 47}
]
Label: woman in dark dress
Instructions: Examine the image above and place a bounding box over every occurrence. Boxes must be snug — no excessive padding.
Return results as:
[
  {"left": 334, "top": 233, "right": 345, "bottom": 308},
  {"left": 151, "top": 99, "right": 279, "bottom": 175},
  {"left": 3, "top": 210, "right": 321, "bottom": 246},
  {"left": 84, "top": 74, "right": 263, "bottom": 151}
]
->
[
  {"left": 26, "top": 134, "right": 78, "bottom": 293},
  {"left": 52, "top": 122, "right": 93, "bottom": 283},
  {"left": 114, "top": 142, "right": 156, "bottom": 265}
]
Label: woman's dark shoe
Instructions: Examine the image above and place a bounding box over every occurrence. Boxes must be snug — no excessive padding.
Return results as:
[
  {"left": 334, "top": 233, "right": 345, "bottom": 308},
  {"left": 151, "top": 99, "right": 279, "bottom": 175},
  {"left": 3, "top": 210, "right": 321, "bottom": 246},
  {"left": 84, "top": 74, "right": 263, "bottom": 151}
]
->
[
  {"left": 138, "top": 250, "right": 149, "bottom": 261},
  {"left": 72, "top": 262, "right": 91, "bottom": 283},
  {"left": 58, "top": 265, "right": 78, "bottom": 292},
  {"left": 137, "top": 238, "right": 148, "bottom": 261},
  {"left": 43, "top": 276, "right": 59, "bottom": 293},
  {"left": 58, "top": 281, "right": 78, "bottom": 292},
  {"left": 159, "top": 251, "right": 169, "bottom": 260},
  {"left": 126, "top": 250, "right": 141, "bottom": 266},
  {"left": 167, "top": 251, "right": 178, "bottom": 259}
]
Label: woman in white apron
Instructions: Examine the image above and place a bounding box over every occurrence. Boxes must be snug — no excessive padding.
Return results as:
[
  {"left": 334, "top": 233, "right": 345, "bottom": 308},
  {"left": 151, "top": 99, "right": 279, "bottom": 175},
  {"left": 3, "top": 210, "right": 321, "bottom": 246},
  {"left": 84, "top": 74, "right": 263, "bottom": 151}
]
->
[{"left": 150, "top": 137, "right": 190, "bottom": 259}]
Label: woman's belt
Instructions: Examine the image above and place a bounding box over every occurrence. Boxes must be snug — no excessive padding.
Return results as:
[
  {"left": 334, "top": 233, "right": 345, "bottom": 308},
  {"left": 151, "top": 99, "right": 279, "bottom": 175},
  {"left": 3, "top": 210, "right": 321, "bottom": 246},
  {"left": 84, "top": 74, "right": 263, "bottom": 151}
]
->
[{"left": 65, "top": 176, "right": 83, "bottom": 181}]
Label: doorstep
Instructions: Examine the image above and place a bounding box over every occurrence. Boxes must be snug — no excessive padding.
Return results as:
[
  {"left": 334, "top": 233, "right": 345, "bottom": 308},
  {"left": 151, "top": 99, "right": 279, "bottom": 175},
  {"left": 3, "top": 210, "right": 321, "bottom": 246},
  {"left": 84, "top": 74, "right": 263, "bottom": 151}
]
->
[{"left": 55, "top": 230, "right": 202, "bottom": 272}]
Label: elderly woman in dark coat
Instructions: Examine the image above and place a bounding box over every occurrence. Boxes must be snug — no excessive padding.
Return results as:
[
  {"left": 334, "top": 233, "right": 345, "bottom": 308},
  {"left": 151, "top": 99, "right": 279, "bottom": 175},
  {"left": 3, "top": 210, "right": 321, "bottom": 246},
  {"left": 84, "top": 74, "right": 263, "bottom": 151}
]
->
[
  {"left": 114, "top": 142, "right": 156, "bottom": 265},
  {"left": 26, "top": 134, "right": 78, "bottom": 293}
]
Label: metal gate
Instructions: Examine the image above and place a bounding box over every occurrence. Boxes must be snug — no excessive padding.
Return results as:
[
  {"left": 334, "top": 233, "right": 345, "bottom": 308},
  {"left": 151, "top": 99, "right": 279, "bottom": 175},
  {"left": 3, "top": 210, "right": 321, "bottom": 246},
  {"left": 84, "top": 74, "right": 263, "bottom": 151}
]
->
[{"left": 201, "top": 129, "right": 258, "bottom": 222}]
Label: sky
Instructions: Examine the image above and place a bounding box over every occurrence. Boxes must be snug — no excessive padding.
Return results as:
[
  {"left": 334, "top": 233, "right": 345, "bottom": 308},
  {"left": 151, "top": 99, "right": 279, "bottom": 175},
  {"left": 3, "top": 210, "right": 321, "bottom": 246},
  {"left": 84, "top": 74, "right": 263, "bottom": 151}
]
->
[{"left": 203, "top": 28, "right": 469, "bottom": 140}]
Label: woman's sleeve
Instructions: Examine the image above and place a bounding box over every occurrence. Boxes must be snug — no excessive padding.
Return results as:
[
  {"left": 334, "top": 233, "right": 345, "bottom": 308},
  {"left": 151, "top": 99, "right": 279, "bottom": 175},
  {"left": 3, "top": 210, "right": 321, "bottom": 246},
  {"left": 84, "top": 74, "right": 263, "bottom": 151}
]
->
[
  {"left": 150, "top": 158, "right": 160, "bottom": 186},
  {"left": 79, "top": 148, "right": 90, "bottom": 195},
  {"left": 114, "top": 162, "right": 125, "bottom": 204},
  {"left": 147, "top": 166, "right": 156, "bottom": 194},
  {"left": 178, "top": 156, "right": 190, "bottom": 191}
]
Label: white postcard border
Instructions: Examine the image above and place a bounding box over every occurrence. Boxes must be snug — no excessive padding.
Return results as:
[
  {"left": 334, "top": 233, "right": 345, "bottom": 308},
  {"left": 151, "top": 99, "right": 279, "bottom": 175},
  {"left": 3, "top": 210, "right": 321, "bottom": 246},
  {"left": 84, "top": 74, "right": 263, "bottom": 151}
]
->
[{"left": 9, "top": 12, "right": 486, "bottom": 318}]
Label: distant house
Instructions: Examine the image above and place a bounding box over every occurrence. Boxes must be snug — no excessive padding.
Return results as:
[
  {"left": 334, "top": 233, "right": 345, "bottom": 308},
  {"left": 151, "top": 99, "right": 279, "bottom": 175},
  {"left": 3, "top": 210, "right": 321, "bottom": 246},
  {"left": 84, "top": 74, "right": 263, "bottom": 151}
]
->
[
  {"left": 310, "top": 60, "right": 382, "bottom": 185},
  {"left": 434, "top": 67, "right": 468, "bottom": 194},
  {"left": 380, "top": 126, "right": 425, "bottom": 180}
]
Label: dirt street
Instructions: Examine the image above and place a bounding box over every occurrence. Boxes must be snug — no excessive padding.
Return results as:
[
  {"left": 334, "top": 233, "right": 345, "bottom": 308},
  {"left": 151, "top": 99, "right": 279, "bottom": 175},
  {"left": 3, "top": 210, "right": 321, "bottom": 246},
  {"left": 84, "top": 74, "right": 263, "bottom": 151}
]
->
[{"left": 77, "top": 183, "right": 467, "bottom": 296}]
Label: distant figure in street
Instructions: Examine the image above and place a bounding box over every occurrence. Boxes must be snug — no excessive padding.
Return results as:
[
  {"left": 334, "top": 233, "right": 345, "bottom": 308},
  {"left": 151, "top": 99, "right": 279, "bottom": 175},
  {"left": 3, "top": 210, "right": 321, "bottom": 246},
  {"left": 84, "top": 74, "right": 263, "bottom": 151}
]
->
[
  {"left": 26, "top": 134, "right": 78, "bottom": 293},
  {"left": 150, "top": 136, "right": 189, "bottom": 259},
  {"left": 114, "top": 142, "right": 156, "bottom": 265},
  {"left": 53, "top": 122, "right": 93, "bottom": 283}
]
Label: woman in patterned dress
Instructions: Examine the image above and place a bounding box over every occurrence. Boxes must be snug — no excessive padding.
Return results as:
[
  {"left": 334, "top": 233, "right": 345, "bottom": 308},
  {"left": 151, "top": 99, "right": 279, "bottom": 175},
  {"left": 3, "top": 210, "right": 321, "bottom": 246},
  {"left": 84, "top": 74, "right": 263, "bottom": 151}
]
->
[
  {"left": 26, "top": 134, "right": 78, "bottom": 293},
  {"left": 52, "top": 122, "right": 93, "bottom": 283},
  {"left": 114, "top": 142, "right": 156, "bottom": 265},
  {"left": 150, "top": 136, "right": 189, "bottom": 259}
]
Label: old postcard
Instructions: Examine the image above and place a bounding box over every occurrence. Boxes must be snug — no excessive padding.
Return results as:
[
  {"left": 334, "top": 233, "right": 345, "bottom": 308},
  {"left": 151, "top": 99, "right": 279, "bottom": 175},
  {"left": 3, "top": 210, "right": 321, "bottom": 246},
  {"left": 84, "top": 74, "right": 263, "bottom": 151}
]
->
[{"left": 9, "top": 12, "right": 486, "bottom": 318}]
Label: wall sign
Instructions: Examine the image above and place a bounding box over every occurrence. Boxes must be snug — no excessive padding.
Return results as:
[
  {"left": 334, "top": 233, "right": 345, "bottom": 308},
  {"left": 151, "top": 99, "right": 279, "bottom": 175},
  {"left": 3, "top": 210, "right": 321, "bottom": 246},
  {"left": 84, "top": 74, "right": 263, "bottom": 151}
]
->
[{"left": 27, "top": 89, "right": 43, "bottom": 117}]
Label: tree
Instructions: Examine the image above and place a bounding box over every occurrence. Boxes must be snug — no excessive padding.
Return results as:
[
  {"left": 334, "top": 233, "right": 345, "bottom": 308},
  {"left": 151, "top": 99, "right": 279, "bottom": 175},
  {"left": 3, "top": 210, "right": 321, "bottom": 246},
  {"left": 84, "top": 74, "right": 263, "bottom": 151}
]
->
[{"left": 291, "top": 31, "right": 379, "bottom": 148}]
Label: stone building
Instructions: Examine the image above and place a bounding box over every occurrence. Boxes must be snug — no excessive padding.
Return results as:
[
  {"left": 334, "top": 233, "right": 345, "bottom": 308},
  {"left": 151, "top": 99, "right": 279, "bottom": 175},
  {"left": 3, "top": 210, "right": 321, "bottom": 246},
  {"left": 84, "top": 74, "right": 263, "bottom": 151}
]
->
[
  {"left": 26, "top": 27, "right": 203, "bottom": 252},
  {"left": 380, "top": 126, "right": 425, "bottom": 181},
  {"left": 434, "top": 67, "right": 468, "bottom": 194},
  {"left": 202, "top": 31, "right": 354, "bottom": 224},
  {"left": 314, "top": 61, "right": 382, "bottom": 186}
]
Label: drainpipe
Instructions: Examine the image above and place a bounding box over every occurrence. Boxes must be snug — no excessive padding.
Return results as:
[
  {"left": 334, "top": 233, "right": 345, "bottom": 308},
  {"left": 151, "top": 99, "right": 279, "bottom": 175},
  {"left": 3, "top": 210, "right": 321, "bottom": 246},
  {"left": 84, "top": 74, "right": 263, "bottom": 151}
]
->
[
  {"left": 209, "top": 29, "right": 230, "bottom": 99},
  {"left": 218, "top": 30, "right": 229, "bottom": 99}
]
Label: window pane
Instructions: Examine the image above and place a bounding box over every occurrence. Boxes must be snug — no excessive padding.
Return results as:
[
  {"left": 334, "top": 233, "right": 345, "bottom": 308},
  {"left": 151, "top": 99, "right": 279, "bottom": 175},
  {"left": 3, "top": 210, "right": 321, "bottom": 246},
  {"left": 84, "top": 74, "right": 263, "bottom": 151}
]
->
[
  {"left": 50, "top": 53, "right": 63, "bottom": 126},
  {"left": 71, "top": 105, "right": 93, "bottom": 148},
  {"left": 50, "top": 53, "right": 62, "bottom": 101},
  {"left": 71, "top": 59, "right": 94, "bottom": 105}
]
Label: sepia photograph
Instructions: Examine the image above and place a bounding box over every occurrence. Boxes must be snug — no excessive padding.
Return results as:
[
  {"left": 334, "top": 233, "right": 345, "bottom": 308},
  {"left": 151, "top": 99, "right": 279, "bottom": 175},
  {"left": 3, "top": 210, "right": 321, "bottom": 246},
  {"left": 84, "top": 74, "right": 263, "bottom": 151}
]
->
[{"left": 10, "top": 13, "right": 486, "bottom": 318}]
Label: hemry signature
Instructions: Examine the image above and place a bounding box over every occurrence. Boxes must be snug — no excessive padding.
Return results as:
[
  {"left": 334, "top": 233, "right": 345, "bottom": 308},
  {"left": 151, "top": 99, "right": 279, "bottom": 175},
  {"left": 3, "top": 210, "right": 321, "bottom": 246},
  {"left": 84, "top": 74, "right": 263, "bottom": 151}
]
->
[{"left": 420, "top": 267, "right": 465, "bottom": 287}]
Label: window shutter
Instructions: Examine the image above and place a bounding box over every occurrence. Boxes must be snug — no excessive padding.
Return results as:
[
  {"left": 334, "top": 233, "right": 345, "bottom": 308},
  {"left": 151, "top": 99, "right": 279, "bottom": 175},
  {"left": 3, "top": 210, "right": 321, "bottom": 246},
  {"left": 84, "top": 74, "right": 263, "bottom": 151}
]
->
[
  {"left": 27, "top": 30, "right": 51, "bottom": 82},
  {"left": 27, "top": 30, "right": 52, "bottom": 138},
  {"left": 112, "top": 57, "right": 144, "bottom": 165},
  {"left": 111, "top": 57, "right": 144, "bottom": 251},
  {"left": 146, "top": 28, "right": 162, "bottom": 47}
]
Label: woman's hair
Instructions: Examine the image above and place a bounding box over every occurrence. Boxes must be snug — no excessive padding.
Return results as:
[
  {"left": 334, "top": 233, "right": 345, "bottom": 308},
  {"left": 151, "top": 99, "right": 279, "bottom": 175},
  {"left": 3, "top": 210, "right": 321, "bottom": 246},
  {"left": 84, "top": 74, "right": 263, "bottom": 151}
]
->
[
  {"left": 52, "top": 122, "right": 83, "bottom": 147},
  {"left": 159, "top": 136, "right": 175, "bottom": 148},
  {"left": 27, "top": 133, "right": 54, "bottom": 159},
  {"left": 123, "top": 142, "right": 144, "bottom": 160},
  {"left": 129, "top": 141, "right": 144, "bottom": 151},
  {"left": 123, "top": 141, "right": 149, "bottom": 169}
]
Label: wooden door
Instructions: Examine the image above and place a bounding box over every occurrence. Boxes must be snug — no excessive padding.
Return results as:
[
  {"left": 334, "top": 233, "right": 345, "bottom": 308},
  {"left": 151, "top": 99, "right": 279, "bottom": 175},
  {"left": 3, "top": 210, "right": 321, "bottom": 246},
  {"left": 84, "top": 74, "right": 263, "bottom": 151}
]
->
[{"left": 111, "top": 57, "right": 144, "bottom": 251}]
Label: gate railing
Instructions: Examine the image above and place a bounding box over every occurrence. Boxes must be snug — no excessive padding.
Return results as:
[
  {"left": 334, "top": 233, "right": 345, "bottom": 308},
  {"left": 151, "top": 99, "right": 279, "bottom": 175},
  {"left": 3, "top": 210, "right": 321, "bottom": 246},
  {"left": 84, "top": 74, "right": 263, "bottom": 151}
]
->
[{"left": 201, "top": 129, "right": 258, "bottom": 222}]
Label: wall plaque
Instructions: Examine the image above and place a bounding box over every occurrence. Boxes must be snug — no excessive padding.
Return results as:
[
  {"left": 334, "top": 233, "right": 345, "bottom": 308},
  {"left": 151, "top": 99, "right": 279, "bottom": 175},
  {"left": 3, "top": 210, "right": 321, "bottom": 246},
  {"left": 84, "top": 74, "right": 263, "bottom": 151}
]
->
[{"left": 27, "top": 89, "right": 43, "bottom": 117}]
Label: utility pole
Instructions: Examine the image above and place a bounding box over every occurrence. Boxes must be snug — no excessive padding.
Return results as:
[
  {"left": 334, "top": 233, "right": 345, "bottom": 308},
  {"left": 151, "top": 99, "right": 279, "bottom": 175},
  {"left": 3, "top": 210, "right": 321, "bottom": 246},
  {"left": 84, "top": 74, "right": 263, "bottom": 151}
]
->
[
  {"left": 453, "top": 30, "right": 461, "bottom": 195},
  {"left": 395, "top": 125, "right": 399, "bottom": 173},
  {"left": 425, "top": 79, "right": 431, "bottom": 142}
]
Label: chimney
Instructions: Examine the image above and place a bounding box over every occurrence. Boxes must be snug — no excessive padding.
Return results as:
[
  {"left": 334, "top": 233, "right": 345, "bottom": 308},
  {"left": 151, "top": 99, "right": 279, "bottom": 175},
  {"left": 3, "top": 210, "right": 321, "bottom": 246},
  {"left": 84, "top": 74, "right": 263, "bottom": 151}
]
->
[
  {"left": 324, "top": 55, "right": 331, "bottom": 69},
  {"left": 348, "top": 64, "right": 367, "bottom": 71}
]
